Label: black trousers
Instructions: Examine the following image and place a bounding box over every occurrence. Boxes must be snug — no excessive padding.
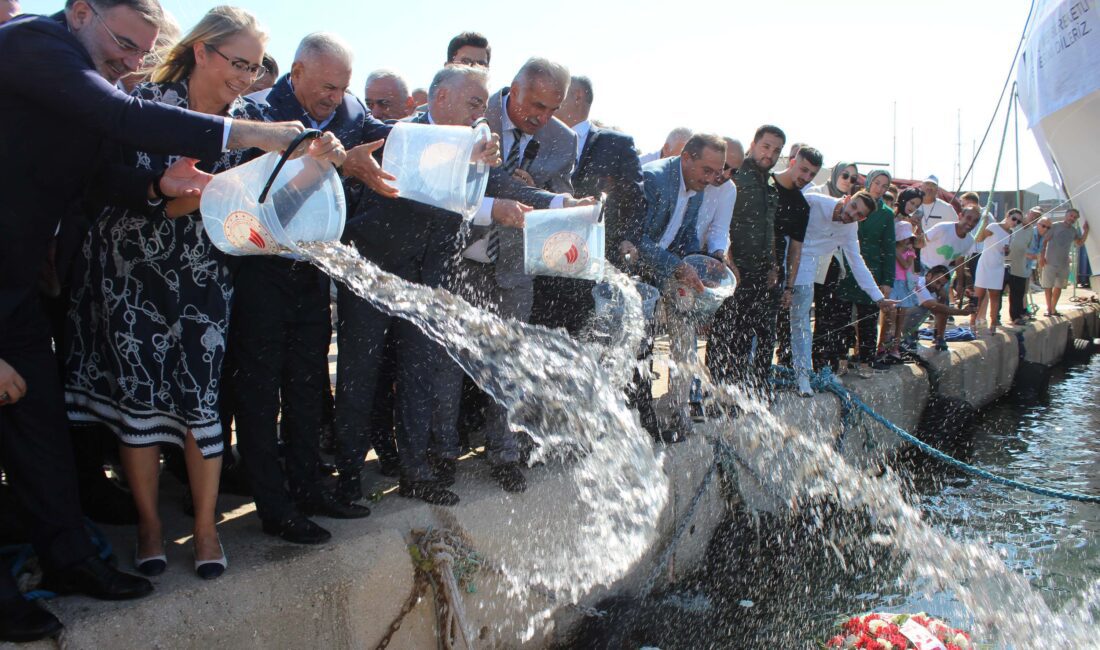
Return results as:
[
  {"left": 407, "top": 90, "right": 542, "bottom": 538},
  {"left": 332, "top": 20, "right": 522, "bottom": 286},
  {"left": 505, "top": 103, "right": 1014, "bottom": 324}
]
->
[
  {"left": 230, "top": 260, "right": 331, "bottom": 522},
  {"left": 0, "top": 294, "right": 96, "bottom": 603},
  {"left": 1007, "top": 273, "right": 1028, "bottom": 321},
  {"left": 849, "top": 302, "right": 880, "bottom": 363},
  {"left": 706, "top": 270, "right": 778, "bottom": 390},
  {"left": 530, "top": 276, "right": 596, "bottom": 336},
  {"left": 774, "top": 289, "right": 793, "bottom": 367},
  {"left": 813, "top": 260, "right": 849, "bottom": 372}
]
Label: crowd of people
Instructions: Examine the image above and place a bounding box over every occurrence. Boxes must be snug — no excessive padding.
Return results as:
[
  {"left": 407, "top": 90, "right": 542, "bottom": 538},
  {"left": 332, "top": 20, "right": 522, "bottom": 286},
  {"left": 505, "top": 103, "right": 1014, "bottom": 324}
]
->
[{"left": 0, "top": 0, "right": 1091, "bottom": 642}]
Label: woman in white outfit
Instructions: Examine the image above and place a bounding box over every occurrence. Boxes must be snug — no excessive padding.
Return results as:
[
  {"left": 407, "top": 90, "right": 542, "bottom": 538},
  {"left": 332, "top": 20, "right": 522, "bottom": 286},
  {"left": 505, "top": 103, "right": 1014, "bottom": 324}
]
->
[{"left": 971, "top": 211, "right": 1021, "bottom": 334}]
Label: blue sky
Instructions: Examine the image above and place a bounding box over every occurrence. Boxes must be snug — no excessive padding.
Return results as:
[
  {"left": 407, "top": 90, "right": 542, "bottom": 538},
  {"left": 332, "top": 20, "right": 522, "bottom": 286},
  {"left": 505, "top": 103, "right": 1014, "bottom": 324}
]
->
[{"left": 25, "top": 0, "right": 1051, "bottom": 191}]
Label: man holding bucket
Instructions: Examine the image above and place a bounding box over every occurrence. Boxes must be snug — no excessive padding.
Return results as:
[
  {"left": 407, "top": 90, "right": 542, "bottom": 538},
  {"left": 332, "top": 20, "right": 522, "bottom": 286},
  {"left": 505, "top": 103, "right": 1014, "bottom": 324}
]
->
[
  {"left": 233, "top": 32, "right": 392, "bottom": 544},
  {"left": 635, "top": 133, "right": 727, "bottom": 441},
  {"left": 0, "top": 0, "right": 325, "bottom": 640}
]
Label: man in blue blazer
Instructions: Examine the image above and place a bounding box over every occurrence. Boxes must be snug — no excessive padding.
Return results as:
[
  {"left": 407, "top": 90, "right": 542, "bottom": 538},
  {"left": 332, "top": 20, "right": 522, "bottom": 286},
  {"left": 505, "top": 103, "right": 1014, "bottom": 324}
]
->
[
  {"left": 229, "top": 33, "right": 391, "bottom": 545},
  {"left": 0, "top": 3, "right": 313, "bottom": 641},
  {"left": 636, "top": 134, "right": 726, "bottom": 441},
  {"left": 529, "top": 75, "right": 646, "bottom": 334}
]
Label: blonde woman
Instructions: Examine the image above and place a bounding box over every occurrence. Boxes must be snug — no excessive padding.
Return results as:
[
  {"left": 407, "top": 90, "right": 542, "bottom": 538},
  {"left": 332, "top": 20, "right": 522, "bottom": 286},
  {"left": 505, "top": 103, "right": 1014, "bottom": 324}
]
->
[{"left": 65, "top": 6, "right": 343, "bottom": 580}]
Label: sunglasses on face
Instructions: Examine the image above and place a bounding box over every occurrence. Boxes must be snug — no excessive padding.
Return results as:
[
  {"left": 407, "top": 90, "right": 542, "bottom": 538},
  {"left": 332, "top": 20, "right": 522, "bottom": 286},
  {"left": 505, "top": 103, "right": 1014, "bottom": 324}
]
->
[{"left": 840, "top": 171, "right": 856, "bottom": 180}]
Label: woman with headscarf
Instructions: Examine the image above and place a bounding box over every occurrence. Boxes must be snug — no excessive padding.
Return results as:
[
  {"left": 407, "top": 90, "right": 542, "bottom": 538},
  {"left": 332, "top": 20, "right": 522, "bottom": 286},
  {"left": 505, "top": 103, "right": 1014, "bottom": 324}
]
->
[
  {"left": 812, "top": 162, "right": 859, "bottom": 198},
  {"left": 837, "top": 170, "right": 897, "bottom": 377}
]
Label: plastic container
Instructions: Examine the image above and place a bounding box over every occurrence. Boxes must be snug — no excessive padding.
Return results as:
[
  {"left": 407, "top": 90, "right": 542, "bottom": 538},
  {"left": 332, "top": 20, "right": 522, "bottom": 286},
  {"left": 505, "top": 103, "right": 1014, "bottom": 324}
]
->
[
  {"left": 592, "top": 280, "right": 660, "bottom": 325},
  {"left": 200, "top": 130, "right": 345, "bottom": 259},
  {"left": 523, "top": 203, "right": 605, "bottom": 280},
  {"left": 382, "top": 120, "right": 492, "bottom": 218},
  {"left": 680, "top": 254, "right": 737, "bottom": 320}
]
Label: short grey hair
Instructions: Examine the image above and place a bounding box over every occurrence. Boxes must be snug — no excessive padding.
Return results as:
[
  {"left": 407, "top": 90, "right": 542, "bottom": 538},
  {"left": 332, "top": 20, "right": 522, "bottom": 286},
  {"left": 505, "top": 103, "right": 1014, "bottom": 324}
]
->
[
  {"left": 365, "top": 69, "right": 410, "bottom": 98},
  {"left": 570, "top": 75, "right": 593, "bottom": 106},
  {"left": 665, "top": 127, "right": 693, "bottom": 147},
  {"left": 428, "top": 65, "right": 489, "bottom": 101},
  {"left": 514, "top": 57, "right": 570, "bottom": 94},
  {"left": 294, "top": 32, "right": 353, "bottom": 67}
]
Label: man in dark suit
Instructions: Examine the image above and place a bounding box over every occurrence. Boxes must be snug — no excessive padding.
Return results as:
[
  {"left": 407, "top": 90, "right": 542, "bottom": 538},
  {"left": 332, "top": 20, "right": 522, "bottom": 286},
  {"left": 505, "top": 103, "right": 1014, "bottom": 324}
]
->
[
  {"left": 337, "top": 65, "right": 538, "bottom": 504},
  {"left": 0, "top": 3, "right": 311, "bottom": 641},
  {"left": 529, "top": 75, "right": 646, "bottom": 335},
  {"left": 232, "top": 33, "right": 388, "bottom": 545}
]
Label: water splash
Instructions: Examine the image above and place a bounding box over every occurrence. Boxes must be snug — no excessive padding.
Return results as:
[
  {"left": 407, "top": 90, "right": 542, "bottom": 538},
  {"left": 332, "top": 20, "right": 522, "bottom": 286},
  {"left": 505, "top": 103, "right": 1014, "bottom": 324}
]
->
[
  {"left": 706, "top": 378, "right": 1097, "bottom": 649},
  {"left": 298, "top": 241, "right": 667, "bottom": 636}
]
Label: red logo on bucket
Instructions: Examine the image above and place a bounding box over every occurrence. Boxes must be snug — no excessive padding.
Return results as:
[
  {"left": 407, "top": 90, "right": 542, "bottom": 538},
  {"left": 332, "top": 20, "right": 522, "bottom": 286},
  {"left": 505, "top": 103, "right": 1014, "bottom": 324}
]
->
[
  {"left": 542, "top": 231, "right": 589, "bottom": 274},
  {"left": 223, "top": 211, "right": 273, "bottom": 253},
  {"left": 247, "top": 229, "right": 266, "bottom": 249}
]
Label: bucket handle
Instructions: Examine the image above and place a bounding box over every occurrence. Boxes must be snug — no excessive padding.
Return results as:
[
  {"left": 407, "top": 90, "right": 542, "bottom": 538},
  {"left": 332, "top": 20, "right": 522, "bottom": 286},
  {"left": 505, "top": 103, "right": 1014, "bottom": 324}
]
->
[{"left": 258, "top": 129, "right": 322, "bottom": 204}]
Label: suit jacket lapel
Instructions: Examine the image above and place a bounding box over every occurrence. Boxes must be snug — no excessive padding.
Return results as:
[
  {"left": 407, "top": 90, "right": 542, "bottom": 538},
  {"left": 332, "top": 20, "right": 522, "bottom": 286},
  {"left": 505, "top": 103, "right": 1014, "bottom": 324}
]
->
[{"left": 577, "top": 126, "right": 599, "bottom": 173}]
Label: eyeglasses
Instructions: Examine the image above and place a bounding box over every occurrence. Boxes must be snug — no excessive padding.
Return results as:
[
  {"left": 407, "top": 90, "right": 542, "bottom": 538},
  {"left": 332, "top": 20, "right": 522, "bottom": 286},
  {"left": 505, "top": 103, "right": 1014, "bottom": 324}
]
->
[
  {"left": 1037, "top": 224, "right": 1050, "bottom": 229},
  {"left": 205, "top": 44, "right": 267, "bottom": 82},
  {"left": 87, "top": 2, "right": 159, "bottom": 63},
  {"left": 840, "top": 171, "right": 857, "bottom": 181}
]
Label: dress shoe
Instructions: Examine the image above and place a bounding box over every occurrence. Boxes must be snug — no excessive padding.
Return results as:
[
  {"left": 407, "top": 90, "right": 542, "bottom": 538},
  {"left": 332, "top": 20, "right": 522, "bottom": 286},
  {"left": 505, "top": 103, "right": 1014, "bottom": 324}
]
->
[
  {"left": 44, "top": 555, "right": 153, "bottom": 601},
  {"left": 194, "top": 542, "right": 227, "bottom": 580},
  {"left": 399, "top": 480, "right": 459, "bottom": 506},
  {"left": 0, "top": 598, "right": 63, "bottom": 643},
  {"left": 261, "top": 514, "right": 332, "bottom": 545},
  {"left": 430, "top": 458, "right": 457, "bottom": 487},
  {"left": 134, "top": 545, "right": 167, "bottom": 577},
  {"left": 490, "top": 462, "right": 527, "bottom": 493},
  {"left": 299, "top": 492, "right": 371, "bottom": 519}
]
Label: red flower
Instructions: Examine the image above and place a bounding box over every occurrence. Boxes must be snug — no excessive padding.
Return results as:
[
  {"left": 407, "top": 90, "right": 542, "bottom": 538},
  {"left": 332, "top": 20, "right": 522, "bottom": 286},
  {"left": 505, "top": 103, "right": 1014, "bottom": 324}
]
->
[
  {"left": 826, "top": 635, "right": 845, "bottom": 648},
  {"left": 946, "top": 645, "right": 961, "bottom": 650}
]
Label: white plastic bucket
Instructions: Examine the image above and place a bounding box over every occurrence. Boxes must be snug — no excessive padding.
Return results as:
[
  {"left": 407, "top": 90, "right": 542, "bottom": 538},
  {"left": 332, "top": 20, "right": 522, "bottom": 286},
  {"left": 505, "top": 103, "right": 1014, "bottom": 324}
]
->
[
  {"left": 592, "top": 280, "right": 660, "bottom": 324},
  {"left": 382, "top": 120, "right": 492, "bottom": 218},
  {"left": 523, "top": 203, "right": 605, "bottom": 280},
  {"left": 200, "top": 130, "right": 346, "bottom": 259},
  {"left": 679, "top": 254, "right": 737, "bottom": 320}
]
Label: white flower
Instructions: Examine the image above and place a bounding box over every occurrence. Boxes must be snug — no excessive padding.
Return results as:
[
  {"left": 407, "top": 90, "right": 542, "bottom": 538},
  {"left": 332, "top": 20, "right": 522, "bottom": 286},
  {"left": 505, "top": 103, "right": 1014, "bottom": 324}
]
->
[
  {"left": 868, "top": 619, "right": 888, "bottom": 634},
  {"left": 878, "top": 641, "right": 894, "bottom": 650},
  {"left": 953, "top": 632, "right": 971, "bottom": 648}
]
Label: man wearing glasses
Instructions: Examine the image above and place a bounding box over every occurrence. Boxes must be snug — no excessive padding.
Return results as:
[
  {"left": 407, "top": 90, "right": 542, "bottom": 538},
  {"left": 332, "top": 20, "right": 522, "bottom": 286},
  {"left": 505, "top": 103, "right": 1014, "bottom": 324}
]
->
[
  {"left": 1006, "top": 208, "right": 1040, "bottom": 324},
  {"left": 446, "top": 30, "right": 491, "bottom": 67},
  {"left": 0, "top": 1, "right": 316, "bottom": 641}
]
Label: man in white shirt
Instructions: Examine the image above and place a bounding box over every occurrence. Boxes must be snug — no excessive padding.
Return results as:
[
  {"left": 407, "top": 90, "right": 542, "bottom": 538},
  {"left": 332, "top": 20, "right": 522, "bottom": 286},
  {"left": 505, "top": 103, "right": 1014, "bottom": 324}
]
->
[
  {"left": 917, "top": 175, "right": 959, "bottom": 231},
  {"left": 790, "top": 191, "right": 894, "bottom": 395},
  {"left": 900, "top": 265, "right": 976, "bottom": 351},
  {"left": 639, "top": 126, "right": 693, "bottom": 165}
]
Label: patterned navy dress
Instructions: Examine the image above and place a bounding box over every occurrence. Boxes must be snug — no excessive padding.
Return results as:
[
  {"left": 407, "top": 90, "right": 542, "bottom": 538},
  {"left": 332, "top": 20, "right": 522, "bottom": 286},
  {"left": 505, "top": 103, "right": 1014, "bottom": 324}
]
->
[{"left": 65, "top": 80, "right": 261, "bottom": 458}]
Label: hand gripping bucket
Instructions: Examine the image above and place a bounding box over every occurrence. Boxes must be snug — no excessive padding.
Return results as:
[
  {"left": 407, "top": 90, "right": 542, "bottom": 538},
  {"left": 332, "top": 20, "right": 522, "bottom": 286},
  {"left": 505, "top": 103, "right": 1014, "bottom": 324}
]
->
[
  {"left": 382, "top": 120, "right": 492, "bottom": 218},
  {"left": 676, "top": 254, "right": 738, "bottom": 321},
  {"left": 523, "top": 202, "right": 605, "bottom": 280},
  {"left": 200, "top": 130, "right": 346, "bottom": 259}
]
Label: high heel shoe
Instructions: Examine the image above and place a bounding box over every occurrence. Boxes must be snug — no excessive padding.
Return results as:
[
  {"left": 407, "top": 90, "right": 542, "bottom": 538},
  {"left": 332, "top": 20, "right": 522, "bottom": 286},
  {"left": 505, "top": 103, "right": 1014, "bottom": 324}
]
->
[
  {"left": 194, "top": 542, "right": 227, "bottom": 580},
  {"left": 134, "top": 545, "right": 167, "bottom": 577}
]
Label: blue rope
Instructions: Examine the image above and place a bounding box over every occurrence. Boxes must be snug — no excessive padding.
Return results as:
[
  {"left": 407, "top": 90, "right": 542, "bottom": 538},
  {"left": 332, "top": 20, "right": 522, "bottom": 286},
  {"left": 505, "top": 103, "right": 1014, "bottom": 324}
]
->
[{"left": 769, "top": 366, "right": 1100, "bottom": 504}]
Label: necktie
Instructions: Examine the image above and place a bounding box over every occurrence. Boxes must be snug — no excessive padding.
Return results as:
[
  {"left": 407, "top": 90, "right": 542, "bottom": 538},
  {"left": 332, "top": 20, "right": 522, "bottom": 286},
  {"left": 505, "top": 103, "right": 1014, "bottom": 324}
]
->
[{"left": 503, "top": 128, "right": 523, "bottom": 174}]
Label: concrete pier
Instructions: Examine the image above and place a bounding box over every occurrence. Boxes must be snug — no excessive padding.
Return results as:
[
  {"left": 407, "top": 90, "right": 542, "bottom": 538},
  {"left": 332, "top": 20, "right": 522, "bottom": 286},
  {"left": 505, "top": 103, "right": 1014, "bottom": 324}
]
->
[{"left": 6, "top": 294, "right": 1098, "bottom": 649}]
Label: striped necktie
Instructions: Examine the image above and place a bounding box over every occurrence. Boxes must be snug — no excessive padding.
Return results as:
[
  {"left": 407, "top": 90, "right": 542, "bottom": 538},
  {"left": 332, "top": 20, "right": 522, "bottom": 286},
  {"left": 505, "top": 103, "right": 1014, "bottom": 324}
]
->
[{"left": 487, "top": 129, "right": 525, "bottom": 262}]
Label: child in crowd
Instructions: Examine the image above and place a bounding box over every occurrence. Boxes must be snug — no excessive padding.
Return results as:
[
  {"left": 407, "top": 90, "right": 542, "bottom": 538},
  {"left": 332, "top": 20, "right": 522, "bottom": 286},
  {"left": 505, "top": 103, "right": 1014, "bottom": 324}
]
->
[{"left": 885, "top": 221, "right": 920, "bottom": 361}]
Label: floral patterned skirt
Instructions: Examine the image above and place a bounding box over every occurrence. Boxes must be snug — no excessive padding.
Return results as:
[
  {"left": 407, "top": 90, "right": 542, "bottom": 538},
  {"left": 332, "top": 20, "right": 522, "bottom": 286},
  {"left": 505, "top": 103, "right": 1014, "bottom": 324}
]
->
[{"left": 65, "top": 208, "right": 231, "bottom": 458}]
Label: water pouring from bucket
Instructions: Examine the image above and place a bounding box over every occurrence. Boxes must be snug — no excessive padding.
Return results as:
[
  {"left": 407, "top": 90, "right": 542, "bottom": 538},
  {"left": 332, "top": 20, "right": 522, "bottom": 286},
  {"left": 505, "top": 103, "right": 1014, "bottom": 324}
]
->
[
  {"left": 200, "top": 129, "right": 346, "bottom": 259},
  {"left": 382, "top": 120, "right": 493, "bottom": 217}
]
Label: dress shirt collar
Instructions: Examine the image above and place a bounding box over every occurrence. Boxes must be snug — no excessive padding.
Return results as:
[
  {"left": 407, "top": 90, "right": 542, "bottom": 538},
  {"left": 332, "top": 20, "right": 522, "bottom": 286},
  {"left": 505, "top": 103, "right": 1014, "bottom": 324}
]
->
[
  {"left": 572, "top": 119, "right": 592, "bottom": 163},
  {"left": 678, "top": 158, "right": 696, "bottom": 200}
]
